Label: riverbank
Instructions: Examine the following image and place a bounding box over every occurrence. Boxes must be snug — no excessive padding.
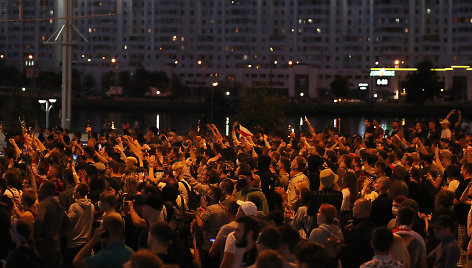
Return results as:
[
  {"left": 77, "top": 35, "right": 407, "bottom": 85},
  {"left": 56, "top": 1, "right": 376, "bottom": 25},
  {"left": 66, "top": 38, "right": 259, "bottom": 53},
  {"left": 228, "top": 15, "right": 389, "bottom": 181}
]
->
[{"left": 72, "top": 96, "right": 466, "bottom": 117}]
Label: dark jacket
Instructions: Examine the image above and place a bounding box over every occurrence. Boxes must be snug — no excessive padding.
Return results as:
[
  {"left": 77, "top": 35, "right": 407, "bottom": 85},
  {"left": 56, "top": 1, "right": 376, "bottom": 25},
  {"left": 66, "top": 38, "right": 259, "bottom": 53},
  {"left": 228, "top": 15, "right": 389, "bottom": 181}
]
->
[
  {"left": 371, "top": 193, "right": 393, "bottom": 226},
  {"left": 339, "top": 217, "right": 375, "bottom": 268},
  {"left": 34, "top": 196, "right": 68, "bottom": 253},
  {"left": 307, "top": 188, "right": 343, "bottom": 217}
]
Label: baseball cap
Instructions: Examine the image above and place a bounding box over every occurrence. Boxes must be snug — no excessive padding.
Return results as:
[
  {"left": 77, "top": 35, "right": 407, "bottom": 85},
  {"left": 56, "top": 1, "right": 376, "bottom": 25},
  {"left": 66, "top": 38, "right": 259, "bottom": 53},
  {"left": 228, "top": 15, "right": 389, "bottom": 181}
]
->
[{"left": 236, "top": 200, "right": 257, "bottom": 216}]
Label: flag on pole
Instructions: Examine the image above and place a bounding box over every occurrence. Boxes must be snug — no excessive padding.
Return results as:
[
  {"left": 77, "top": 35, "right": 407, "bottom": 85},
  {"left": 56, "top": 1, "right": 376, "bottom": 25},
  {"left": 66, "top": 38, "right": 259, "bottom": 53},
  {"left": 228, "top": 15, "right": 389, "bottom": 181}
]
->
[{"left": 239, "top": 125, "right": 253, "bottom": 137}]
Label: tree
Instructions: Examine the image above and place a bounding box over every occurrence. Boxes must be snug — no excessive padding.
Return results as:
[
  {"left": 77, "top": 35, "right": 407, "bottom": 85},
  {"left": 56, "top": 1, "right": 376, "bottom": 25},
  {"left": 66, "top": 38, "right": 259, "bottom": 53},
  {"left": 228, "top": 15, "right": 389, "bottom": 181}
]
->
[
  {"left": 0, "top": 65, "right": 22, "bottom": 87},
  {"left": 72, "top": 69, "right": 82, "bottom": 91},
  {"left": 330, "top": 76, "right": 351, "bottom": 98},
  {"left": 236, "top": 90, "right": 287, "bottom": 135},
  {"left": 36, "top": 71, "right": 61, "bottom": 91},
  {"left": 84, "top": 74, "right": 96, "bottom": 91},
  {"left": 405, "top": 60, "right": 440, "bottom": 104},
  {"left": 101, "top": 71, "right": 115, "bottom": 92},
  {"left": 170, "top": 75, "right": 188, "bottom": 97}
]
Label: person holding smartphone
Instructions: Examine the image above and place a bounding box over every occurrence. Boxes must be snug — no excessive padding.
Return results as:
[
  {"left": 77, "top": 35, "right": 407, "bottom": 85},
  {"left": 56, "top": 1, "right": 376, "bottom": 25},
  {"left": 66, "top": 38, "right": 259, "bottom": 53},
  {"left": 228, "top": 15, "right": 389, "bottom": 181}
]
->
[{"left": 73, "top": 214, "right": 134, "bottom": 268}]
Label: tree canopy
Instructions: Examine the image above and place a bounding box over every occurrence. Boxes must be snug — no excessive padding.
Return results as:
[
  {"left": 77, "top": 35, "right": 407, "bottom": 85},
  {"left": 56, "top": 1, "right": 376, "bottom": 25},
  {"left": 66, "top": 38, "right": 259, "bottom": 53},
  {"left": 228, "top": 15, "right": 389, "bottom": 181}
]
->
[{"left": 405, "top": 61, "right": 440, "bottom": 104}]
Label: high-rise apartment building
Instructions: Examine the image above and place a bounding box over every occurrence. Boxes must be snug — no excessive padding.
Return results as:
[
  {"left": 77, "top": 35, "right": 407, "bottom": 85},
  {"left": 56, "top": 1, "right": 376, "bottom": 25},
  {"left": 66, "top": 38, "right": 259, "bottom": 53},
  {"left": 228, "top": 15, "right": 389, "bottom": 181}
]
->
[{"left": 2, "top": 0, "right": 472, "bottom": 99}]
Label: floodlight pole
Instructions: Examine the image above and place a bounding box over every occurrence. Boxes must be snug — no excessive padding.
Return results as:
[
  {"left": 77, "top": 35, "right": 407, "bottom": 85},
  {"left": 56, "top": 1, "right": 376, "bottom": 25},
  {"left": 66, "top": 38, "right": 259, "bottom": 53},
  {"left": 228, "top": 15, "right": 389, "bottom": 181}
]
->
[{"left": 61, "top": 0, "right": 72, "bottom": 130}]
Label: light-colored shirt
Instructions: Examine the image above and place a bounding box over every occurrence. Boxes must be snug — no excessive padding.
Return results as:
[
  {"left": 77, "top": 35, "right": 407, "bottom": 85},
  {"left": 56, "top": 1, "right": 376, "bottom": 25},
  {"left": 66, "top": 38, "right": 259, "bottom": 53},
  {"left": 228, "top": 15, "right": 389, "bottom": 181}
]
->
[
  {"left": 360, "top": 255, "right": 404, "bottom": 268},
  {"left": 224, "top": 232, "right": 245, "bottom": 268},
  {"left": 287, "top": 172, "right": 309, "bottom": 207}
]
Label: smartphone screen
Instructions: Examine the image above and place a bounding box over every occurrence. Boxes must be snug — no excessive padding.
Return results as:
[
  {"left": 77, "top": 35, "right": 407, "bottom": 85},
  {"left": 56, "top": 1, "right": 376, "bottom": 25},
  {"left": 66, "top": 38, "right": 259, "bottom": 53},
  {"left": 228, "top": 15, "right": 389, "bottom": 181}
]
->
[{"left": 73, "top": 154, "right": 77, "bottom": 163}]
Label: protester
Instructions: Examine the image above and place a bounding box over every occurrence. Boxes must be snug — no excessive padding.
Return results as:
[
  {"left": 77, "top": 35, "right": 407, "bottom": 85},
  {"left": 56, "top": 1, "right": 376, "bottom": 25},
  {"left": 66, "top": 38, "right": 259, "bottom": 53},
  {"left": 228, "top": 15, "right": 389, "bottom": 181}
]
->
[
  {"left": 360, "top": 227, "right": 403, "bottom": 268},
  {"left": 72, "top": 214, "right": 134, "bottom": 268},
  {"left": 0, "top": 112, "right": 467, "bottom": 268}
]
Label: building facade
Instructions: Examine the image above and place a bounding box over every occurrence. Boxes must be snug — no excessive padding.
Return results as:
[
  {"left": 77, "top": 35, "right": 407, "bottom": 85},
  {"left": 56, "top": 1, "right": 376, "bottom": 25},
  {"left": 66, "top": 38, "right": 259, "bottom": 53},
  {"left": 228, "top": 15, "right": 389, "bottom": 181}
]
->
[{"left": 1, "top": 0, "right": 472, "bottom": 99}]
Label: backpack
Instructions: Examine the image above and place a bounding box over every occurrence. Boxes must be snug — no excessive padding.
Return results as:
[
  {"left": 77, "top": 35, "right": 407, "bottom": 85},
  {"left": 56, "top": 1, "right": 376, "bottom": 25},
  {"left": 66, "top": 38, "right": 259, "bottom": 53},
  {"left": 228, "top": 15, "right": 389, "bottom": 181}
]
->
[
  {"left": 164, "top": 195, "right": 186, "bottom": 229},
  {"left": 179, "top": 180, "right": 201, "bottom": 211}
]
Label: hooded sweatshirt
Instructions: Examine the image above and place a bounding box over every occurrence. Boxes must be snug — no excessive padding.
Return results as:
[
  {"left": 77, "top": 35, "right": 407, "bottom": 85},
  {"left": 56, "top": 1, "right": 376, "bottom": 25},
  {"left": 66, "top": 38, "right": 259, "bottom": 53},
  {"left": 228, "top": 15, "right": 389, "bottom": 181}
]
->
[
  {"left": 67, "top": 198, "right": 95, "bottom": 248},
  {"left": 309, "top": 223, "right": 344, "bottom": 258}
]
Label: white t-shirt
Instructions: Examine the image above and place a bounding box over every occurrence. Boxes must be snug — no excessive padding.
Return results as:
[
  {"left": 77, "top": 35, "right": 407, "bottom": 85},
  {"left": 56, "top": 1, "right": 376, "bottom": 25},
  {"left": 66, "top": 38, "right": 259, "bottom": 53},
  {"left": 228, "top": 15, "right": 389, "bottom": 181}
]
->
[
  {"left": 448, "top": 180, "right": 460, "bottom": 193},
  {"left": 441, "top": 128, "right": 452, "bottom": 140},
  {"left": 4, "top": 187, "right": 22, "bottom": 203},
  {"left": 224, "top": 232, "right": 245, "bottom": 268},
  {"left": 341, "top": 188, "right": 351, "bottom": 211}
]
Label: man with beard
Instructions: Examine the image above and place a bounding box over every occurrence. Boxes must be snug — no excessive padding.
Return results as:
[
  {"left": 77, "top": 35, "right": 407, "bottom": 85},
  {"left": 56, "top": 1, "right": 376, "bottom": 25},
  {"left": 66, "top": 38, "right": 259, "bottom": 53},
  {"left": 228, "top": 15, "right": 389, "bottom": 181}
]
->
[{"left": 221, "top": 216, "right": 260, "bottom": 268}]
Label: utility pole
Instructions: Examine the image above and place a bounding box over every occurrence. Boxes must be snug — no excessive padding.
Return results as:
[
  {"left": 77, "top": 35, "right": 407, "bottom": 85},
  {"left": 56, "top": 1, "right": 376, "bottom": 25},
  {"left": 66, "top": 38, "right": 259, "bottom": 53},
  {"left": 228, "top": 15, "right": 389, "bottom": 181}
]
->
[
  {"left": 0, "top": 0, "right": 118, "bottom": 130},
  {"left": 62, "top": 0, "right": 72, "bottom": 130}
]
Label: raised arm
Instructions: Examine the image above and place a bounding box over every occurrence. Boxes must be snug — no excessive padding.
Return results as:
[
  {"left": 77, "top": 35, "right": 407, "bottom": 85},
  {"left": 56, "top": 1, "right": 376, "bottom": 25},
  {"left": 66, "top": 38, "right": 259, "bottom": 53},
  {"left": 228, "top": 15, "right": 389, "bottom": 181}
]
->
[
  {"left": 460, "top": 182, "right": 472, "bottom": 205},
  {"left": 232, "top": 122, "right": 240, "bottom": 146},
  {"left": 304, "top": 117, "right": 316, "bottom": 137},
  {"left": 434, "top": 147, "right": 445, "bottom": 175}
]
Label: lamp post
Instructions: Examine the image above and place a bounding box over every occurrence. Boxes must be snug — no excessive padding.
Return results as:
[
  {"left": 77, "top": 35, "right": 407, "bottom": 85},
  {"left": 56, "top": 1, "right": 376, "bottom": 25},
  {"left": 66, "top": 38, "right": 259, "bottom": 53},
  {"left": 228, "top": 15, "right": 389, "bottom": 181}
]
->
[
  {"left": 38, "top": 99, "right": 57, "bottom": 129},
  {"left": 211, "top": 82, "right": 218, "bottom": 122}
]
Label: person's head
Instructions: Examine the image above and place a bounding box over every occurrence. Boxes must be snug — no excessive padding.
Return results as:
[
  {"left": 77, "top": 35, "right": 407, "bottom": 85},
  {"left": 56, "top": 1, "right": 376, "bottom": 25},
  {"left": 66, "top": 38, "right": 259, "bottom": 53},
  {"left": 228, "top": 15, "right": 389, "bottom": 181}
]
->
[
  {"left": 108, "top": 160, "right": 124, "bottom": 175},
  {"left": 21, "top": 189, "right": 36, "bottom": 209},
  {"left": 374, "top": 161, "right": 387, "bottom": 176},
  {"left": 388, "top": 180, "right": 408, "bottom": 199},
  {"left": 225, "top": 200, "right": 239, "bottom": 221},
  {"left": 278, "top": 156, "right": 290, "bottom": 172},
  {"left": 207, "top": 185, "right": 222, "bottom": 205},
  {"left": 10, "top": 219, "right": 32, "bottom": 245},
  {"left": 83, "top": 146, "right": 95, "bottom": 159},
  {"left": 433, "top": 215, "right": 456, "bottom": 241},
  {"left": 319, "top": 168, "right": 338, "bottom": 189},
  {"left": 74, "top": 183, "right": 89, "bottom": 199},
  {"left": 171, "top": 161, "right": 185, "bottom": 178},
  {"left": 47, "top": 164, "right": 63, "bottom": 180},
  {"left": 445, "top": 164, "right": 460, "bottom": 179},
  {"left": 434, "top": 189, "right": 454, "bottom": 210},
  {"left": 3, "top": 169, "right": 19, "bottom": 188},
  {"left": 440, "top": 119, "right": 450, "bottom": 129},
  {"left": 256, "top": 226, "right": 281, "bottom": 252},
  {"left": 291, "top": 156, "right": 307, "bottom": 172},
  {"left": 374, "top": 176, "right": 391, "bottom": 193},
  {"left": 235, "top": 216, "right": 260, "bottom": 248},
  {"left": 38, "top": 180, "right": 56, "bottom": 201},
  {"left": 353, "top": 198, "right": 372, "bottom": 219},
  {"left": 294, "top": 241, "right": 328, "bottom": 268},
  {"left": 278, "top": 225, "right": 300, "bottom": 255},
  {"left": 317, "top": 203, "right": 337, "bottom": 225},
  {"left": 461, "top": 163, "right": 472, "bottom": 178},
  {"left": 148, "top": 221, "right": 172, "bottom": 252},
  {"left": 370, "top": 227, "right": 394, "bottom": 254},
  {"left": 102, "top": 214, "right": 124, "bottom": 240},
  {"left": 99, "top": 191, "right": 117, "bottom": 211},
  {"left": 219, "top": 178, "right": 234, "bottom": 197},
  {"left": 145, "top": 126, "right": 159, "bottom": 142},
  {"left": 255, "top": 249, "right": 283, "bottom": 268},
  {"left": 392, "top": 121, "right": 399, "bottom": 129},
  {"left": 236, "top": 200, "right": 258, "bottom": 217},
  {"left": 142, "top": 193, "right": 164, "bottom": 222},
  {"left": 123, "top": 249, "right": 163, "bottom": 268},
  {"left": 397, "top": 207, "right": 416, "bottom": 227}
]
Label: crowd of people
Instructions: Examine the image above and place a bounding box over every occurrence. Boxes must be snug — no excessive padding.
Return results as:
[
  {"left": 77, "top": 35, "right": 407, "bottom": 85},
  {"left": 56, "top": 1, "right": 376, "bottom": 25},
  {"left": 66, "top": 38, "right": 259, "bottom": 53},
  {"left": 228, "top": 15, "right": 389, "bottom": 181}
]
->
[{"left": 0, "top": 108, "right": 469, "bottom": 268}]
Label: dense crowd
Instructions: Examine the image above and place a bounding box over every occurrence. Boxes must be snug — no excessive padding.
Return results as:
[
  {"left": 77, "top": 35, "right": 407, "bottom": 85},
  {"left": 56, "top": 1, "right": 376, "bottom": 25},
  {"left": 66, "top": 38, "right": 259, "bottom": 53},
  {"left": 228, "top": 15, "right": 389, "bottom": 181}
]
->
[{"left": 0, "top": 109, "right": 469, "bottom": 268}]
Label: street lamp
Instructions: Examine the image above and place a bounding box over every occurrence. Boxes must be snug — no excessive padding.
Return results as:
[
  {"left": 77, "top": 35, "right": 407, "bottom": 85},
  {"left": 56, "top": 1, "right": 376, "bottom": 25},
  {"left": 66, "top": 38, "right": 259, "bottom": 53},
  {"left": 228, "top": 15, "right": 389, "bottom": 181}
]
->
[
  {"left": 38, "top": 98, "right": 57, "bottom": 128},
  {"left": 210, "top": 82, "right": 218, "bottom": 122}
]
